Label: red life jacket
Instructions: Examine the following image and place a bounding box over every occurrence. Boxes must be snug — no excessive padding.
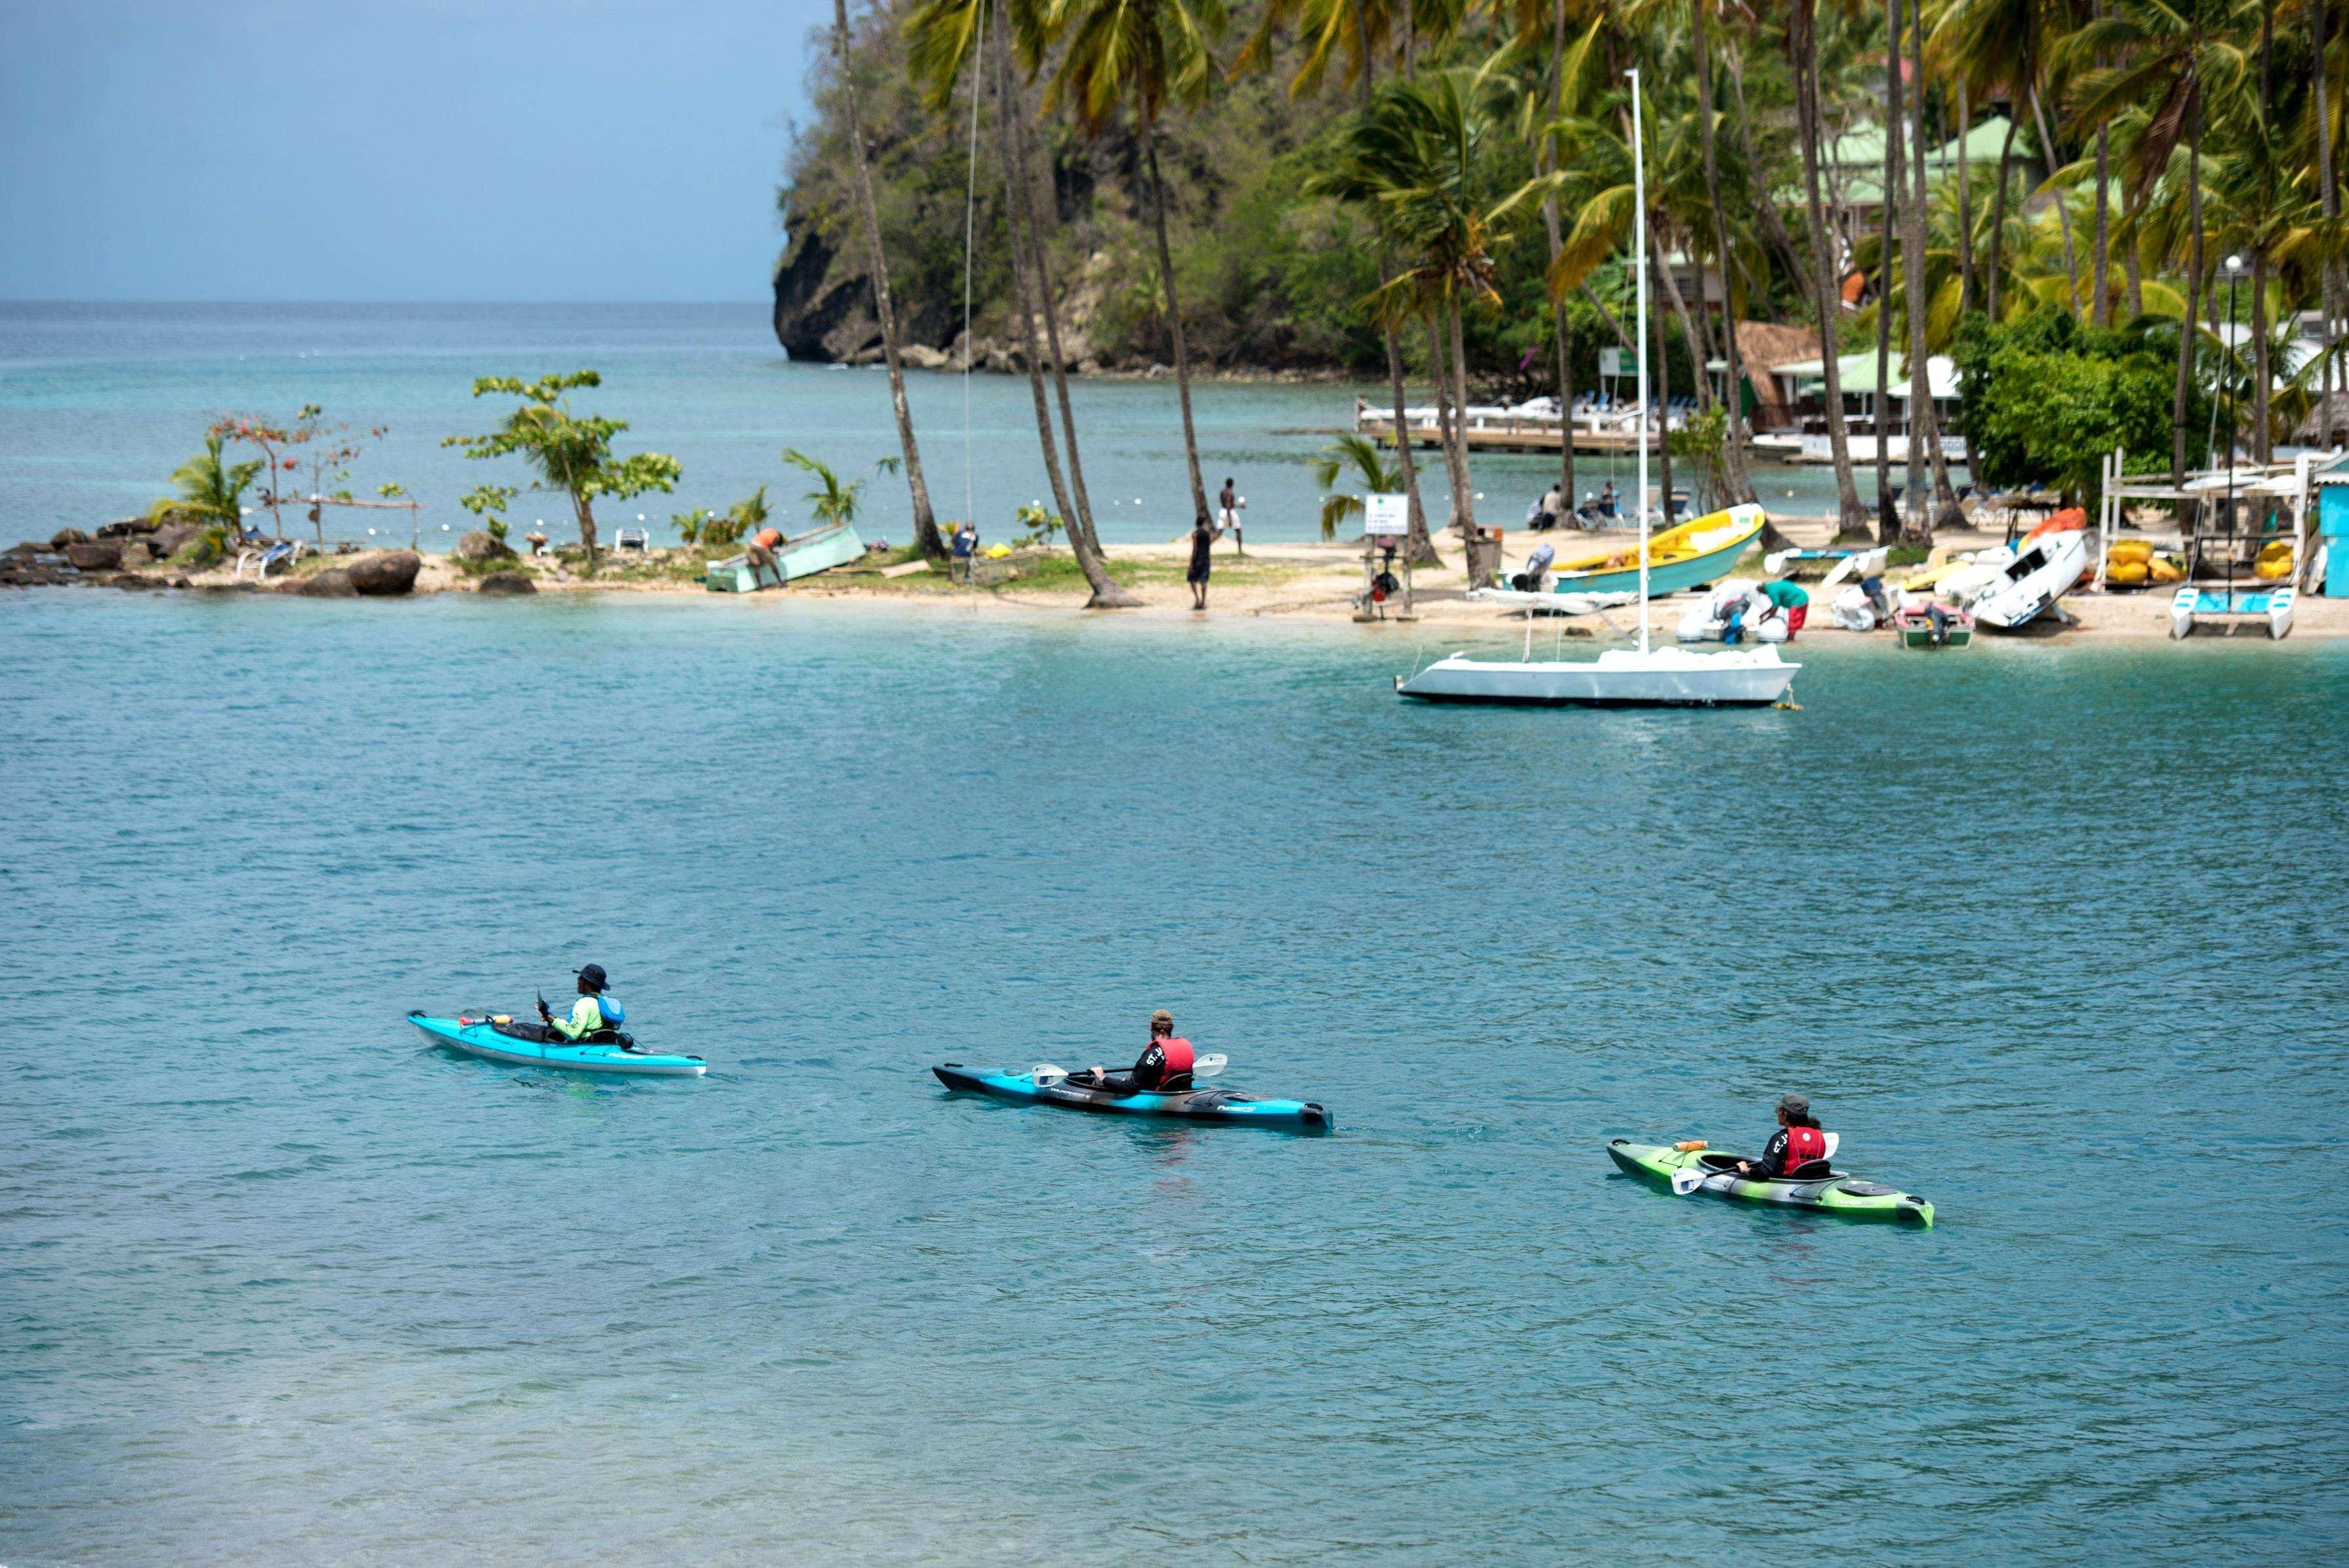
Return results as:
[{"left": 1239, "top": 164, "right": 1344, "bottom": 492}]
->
[
  {"left": 1784, "top": 1124, "right": 1829, "bottom": 1169},
  {"left": 1155, "top": 1036, "right": 1195, "bottom": 1078}
]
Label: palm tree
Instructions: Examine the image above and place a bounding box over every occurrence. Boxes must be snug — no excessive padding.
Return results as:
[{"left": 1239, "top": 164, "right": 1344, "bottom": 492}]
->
[
  {"left": 904, "top": 0, "right": 1137, "bottom": 606},
  {"left": 1903, "top": 0, "right": 1961, "bottom": 533},
  {"left": 1232, "top": 0, "right": 1441, "bottom": 564},
  {"left": 1689, "top": 0, "right": 1757, "bottom": 506},
  {"left": 1050, "top": 0, "right": 1229, "bottom": 526},
  {"left": 2065, "top": 0, "right": 2249, "bottom": 482},
  {"left": 831, "top": 0, "right": 947, "bottom": 562},
  {"left": 159, "top": 433, "right": 264, "bottom": 531},
  {"left": 1310, "top": 432, "right": 1406, "bottom": 537},
  {"left": 782, "top": 449, "right": 868, "bottom": 524},
  {"left": 1792, "top": 0, "right": 1871, "bottom": 535},
  {"left": 1310, "top": 72, "right": 1553, "bottom": 575}
]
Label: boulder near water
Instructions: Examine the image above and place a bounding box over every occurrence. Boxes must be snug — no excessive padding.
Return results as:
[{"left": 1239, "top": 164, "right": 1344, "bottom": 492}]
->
[
  {"left": 149, "top": 522, "right": 203, "bottom": 558},
  {"left": 283, "top": 567, "right": 358, "bottom": 596},
  {"left": 50, "top": 527, "right": 89, "bottom": 550},
  {"left": 64, "top": 541, "right": 123, "bottom": 571},
  {"left": 346, "top": 551, "right": 421, "bottom": 596},
  {"left": 475, "top": 570, "right": 537, "bottom": 595},
  {"left": 455, "top": 530, "right": 516, "bottom": 563}
]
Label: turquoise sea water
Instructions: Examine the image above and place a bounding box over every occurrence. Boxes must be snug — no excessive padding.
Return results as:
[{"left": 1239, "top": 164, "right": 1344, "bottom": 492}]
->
[
  {"left": 5, "top": 583, "right": 2347, "bottom": 1562},
  {"left": 0, "top": 301, "right": 1865, "bottom": 552}
]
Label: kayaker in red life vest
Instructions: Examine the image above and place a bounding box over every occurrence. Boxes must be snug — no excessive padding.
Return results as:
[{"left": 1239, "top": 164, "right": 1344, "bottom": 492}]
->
[
  {"left": 1073, "top": 1010, "right": 1195, "bottom": 1092},
  {"left": 1737, "top": 1094, "right": 1831, "bottom": 1178}
]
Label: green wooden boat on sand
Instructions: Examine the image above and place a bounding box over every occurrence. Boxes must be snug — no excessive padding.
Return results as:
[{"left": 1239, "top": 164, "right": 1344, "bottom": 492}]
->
[{"left": 705, "top": 521, "right": 865, "bottom": 592}]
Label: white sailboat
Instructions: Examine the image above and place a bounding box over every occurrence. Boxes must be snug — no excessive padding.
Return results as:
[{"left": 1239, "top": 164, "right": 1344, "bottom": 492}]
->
[{"left": 1396, "top": 68, "right": 1798, "bottom": 709}]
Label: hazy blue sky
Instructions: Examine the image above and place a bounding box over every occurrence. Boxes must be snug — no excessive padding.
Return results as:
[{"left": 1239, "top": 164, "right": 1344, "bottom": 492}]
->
[{"left": 0, "top": 0, "right": 834, "bottom": 300}]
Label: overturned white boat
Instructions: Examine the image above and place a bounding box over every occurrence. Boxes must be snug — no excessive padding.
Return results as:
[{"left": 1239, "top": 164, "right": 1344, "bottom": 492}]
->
[
  {"left": 1970, "top": 527, "right": 2089, "bottom": 631},
  {"left": 1392, "top": 71, "right": 1797, "bottom": 712}
]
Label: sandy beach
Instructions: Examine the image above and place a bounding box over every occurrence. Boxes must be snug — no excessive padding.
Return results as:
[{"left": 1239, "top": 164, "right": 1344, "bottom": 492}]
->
[{"left": 102, "top": 510, "right": 2344, "bottom": 642}]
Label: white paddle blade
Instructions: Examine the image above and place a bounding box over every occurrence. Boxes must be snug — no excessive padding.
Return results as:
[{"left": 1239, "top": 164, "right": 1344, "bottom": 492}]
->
[
  {"left": 1194, "top": 1053, "right": 1228, "bottom": 1079},
  {"left": 1671, "top": 1166, "right": 1709, "bottom": 1196},
  {"left": 1822, "top": 1130, "right": 1840, "bottom": 1159},
  {"left": 1030, "top": 1062, "right": 1067, "bottom": 1087}
]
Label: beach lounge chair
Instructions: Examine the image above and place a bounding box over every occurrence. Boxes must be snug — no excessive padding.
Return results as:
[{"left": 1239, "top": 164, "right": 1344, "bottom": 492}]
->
[{"left": 233, "top": 539, "right": 306, "bottom": 582}]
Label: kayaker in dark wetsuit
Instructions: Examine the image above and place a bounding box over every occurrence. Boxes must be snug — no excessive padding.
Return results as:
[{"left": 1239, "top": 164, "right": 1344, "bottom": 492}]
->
[
  {"left": 1075, "top": 1010, "right": 1195, "bottom": 1093},
  {"left": 1736, "top": 1093, "right": 1830, "bottom": 1178}
]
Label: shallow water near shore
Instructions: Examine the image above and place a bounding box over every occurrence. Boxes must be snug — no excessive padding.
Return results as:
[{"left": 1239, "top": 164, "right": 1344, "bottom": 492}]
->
[
  {"left": 0, "top": 300, "right": 1885, "bottom": 552},
  {"left": 5, "top": 590, "right": 2347, "bottom": 1562}
]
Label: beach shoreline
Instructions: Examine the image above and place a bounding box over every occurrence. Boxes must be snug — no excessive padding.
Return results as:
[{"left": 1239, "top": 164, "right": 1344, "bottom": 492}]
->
[{"left": 23, "top": 514, "right": 2337, "bottom": 642}]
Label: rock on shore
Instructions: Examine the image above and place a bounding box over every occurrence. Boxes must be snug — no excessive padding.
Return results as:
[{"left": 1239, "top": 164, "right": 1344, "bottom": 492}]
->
[
  {"left": 346, "top": 551, "right": 420, "bottom": 596},
  {"left": 475, "top": 570, "right": 537, "bottom": 595}
]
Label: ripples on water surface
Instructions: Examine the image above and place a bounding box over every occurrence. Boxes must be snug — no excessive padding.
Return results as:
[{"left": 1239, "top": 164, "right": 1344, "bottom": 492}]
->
[{"left": 4, "top": 591, "right": 2346, "bottom": 1562}]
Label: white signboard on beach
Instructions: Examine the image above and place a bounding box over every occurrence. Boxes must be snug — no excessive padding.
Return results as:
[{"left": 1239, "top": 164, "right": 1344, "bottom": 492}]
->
[
  {"left": 1599, "top": 347, "right": 1628, "bottom": 378},
  {"left": 1363, "top": 493, "right": 1410, "bottom": 537}
]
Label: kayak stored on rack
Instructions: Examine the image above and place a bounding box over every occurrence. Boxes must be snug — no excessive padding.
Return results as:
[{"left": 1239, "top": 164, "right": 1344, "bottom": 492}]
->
[
  {"left": 1607, "top": 1138, "right": 1932, "bottom": 1226},
  {"left": 932, "top": 1063, "right": 1331, "bottom": 1132},
  {"left": 409, "top": 1010, "right": 707, "bottom": 1077}
]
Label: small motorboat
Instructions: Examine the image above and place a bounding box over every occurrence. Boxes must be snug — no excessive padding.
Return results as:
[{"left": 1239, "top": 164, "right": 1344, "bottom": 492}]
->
[{"left": 1892, "top": 602, "right": 1974, "bottom": 648}]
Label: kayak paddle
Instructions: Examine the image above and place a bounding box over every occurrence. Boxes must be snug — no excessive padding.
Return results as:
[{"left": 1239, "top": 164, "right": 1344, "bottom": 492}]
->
[
  {"left": 1670, "top": 1165, "right": 1711, "bottom": 1195},
  {"left": 1194, "top": 1053, "right": 1228, "bottom": 1078}
]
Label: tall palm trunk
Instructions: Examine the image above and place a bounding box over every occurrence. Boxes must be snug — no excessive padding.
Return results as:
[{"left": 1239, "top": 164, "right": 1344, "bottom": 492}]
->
[
  {"left": 2316, "top": 0, "right": 2341, "bottom": 444},
  {"left": 991, "top": 45, "right": 1131, "bottom": 606},
  {"left": 1986, "top": 108, "right": 2020, "bottom": 319},
  {"left": 1690, "top": 0, "right": 1753, "bottom": 505},
  {"left": 1905, "top": 0, "right": 1957, "bottom": 527},
  {"left": 1878, "top": 0, "right": 1902, "bottom": 542},
  {"left": 1648, "top": 236, "right": 1675, "bottom": 526},
  {"left": 2092, "top": 126, "right": 2112, "bottom": 325},
  {"left": 2030, "top": 85, "right": 2081, "bottom": 313},
  {"left": 2172, "top": 93, "right": 2204, "bottom": 487},
  {"left": 1426, "top": 315, "right": 1472, "bottom": 541},
  {"left": 1137, "top": 112, "right": 1211, "bottom": 522},
  {"left": 2123, "top": 188, "right": 2145, "bottom": 317},
  {"left": 1654, "top": 229, "right": 1716, "bottom": 506},
  {"left": 833, "top": 0, "right": 945, "bottom": 560},
  {"left": 1793, "top": 0, "right": 1868, "bottom": 534},
  {"left": 1728, "top": 41, "right": 1815, "bottom": 299},
  {"left": 1543, "top": 0, "right": 1575, "bottom": 512},
  {"left": 1005, "top": 68, "right": 1104, "bottom": 554},
  {"left": 1956, "top": 77, "right": 1975, "bottom": 312},
  {"left": 2251, "top": 246, "right": 2273, "bottom": 462},
  {"left": 1445, "top": 301, "right": 1481, "bottom": 541}
]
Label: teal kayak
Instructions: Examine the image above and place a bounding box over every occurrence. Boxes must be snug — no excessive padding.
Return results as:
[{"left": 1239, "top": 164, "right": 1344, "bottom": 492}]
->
[
  {"left": 409, "top": 1010, "right": 707, "bottom": 1077},
  {"left": 1608, "top": 1138, "right": 1933, "bottom": 1226},
  {"left": 933, "top": 1063, "right": 1331, "bottom": 1131}
]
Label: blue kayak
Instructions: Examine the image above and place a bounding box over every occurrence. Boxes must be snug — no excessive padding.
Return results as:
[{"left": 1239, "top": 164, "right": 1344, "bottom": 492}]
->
[
  {"left": 932, "top": 1063, "right": 1331, "bottom": 1131},
  {"left": 409, "top": 1011, "right": 707, "bottom": 1077}
]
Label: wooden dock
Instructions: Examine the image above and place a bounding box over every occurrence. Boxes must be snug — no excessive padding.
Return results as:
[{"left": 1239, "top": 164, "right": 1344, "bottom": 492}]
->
[{"left": 1356, "top": 414, "right": 1662, "bottom": 455}]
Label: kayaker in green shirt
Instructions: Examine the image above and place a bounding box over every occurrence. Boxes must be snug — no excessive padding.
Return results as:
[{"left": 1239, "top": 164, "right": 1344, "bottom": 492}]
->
[
  {"left": 1760, "top": 578, "right": 1809, "bottom": 638},
  {"left": 539, "top": 964, "right": 623, "bottom": 1040}
]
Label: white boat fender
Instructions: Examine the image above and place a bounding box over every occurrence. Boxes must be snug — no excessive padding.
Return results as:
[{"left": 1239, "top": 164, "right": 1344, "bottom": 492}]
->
[{"left": 1676, "top": 602, "right": 1722, "bottom": 643}]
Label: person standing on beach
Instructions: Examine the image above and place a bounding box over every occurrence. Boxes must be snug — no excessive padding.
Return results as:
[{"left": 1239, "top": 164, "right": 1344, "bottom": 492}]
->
[
  {"left": 1188, "top": 511, "right": 1213, "bottom": 609},
  {"left": 1760, "top": 577, "right": 1810, "bottom": 639},
  {"left": 1217, "top": 478, "right": 1243, "bottom": 556}
]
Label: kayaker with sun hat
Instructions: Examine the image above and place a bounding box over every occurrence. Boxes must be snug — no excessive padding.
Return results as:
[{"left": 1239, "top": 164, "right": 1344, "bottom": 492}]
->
[
  {"left": 1736, "top": 1094, "right": 1830, "bottom": 1179},
  {"left": 1073, "top": 1010, "right": 1195, "bottom": 1093},
  {"left": 539, "top": 964, "right": 624, "bottom": 1041}
]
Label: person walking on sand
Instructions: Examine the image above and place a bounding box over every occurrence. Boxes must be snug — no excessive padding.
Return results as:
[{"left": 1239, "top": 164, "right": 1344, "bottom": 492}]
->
[
  {"left": 1217, "top": 478, "right": 1244, "bottom": 556},
  {"left": 1187, "top": 510, "right": 1214, "bottom": 609}
]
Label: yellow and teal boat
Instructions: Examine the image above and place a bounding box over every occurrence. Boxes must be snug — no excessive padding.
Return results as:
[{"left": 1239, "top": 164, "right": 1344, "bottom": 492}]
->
[{"left": 1539, "top": 503, "right": 1766, "bottom": 598}]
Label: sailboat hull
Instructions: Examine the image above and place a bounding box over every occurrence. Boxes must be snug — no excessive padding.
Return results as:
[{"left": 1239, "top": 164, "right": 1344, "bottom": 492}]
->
[{"left": 1396, "top": 646, "right": 1798, "bottom": 706}]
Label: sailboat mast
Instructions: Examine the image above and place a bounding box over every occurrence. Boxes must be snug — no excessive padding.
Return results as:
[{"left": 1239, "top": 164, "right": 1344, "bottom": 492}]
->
[{"left": 1630, "top": 68, "right": 1651, "bottom": 654}]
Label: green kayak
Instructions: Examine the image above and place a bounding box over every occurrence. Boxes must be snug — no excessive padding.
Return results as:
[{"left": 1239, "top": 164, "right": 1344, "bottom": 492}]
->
[{"left": 1608, "top": 1138, "right": 1934, "bottom": 1226}]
